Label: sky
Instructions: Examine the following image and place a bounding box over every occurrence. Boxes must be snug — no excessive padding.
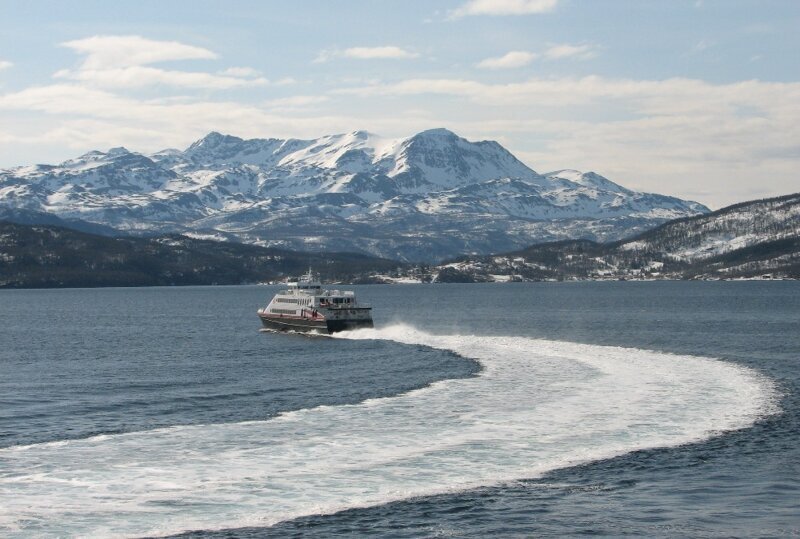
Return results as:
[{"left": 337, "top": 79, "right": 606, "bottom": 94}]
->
[{"left": 0, "top": 0, "right": 798, "bottom": 208}]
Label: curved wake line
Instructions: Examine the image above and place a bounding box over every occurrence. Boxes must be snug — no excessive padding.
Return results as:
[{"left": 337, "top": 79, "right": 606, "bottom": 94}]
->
[{"left": 0, "top": 324, "right": 779, "bottom": 538}]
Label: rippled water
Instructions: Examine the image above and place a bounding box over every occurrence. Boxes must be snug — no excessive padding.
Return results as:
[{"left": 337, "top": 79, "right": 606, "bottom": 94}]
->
[{"left": 1, "top": 282, "right": 798, "bottom": 537}]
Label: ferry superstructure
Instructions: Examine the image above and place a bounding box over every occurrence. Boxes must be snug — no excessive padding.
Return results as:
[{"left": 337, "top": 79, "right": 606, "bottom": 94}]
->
[{"left": 257, "top": 271, "right": 373, "bottom": 334}]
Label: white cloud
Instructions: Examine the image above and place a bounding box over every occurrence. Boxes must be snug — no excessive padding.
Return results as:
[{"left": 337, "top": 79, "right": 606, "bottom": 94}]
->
[
  {"left": 450, "top": 0, "right": 559, "bottom": 18},
  {"left": 55, "top": 35, "right": 271, "bottom": 90},
  {"left": 0, "top": 84, "right": 299, "bottom": 137},
  {"left": 344, "top": 46, "right": 419, "bottom": 60},
  {"left": 315, "top": 46, "right": 419, "bottom": 63},
  {"left": 219, "top": 66, "right": 261, "bottom": 78},
  {"left": 340, "top": 75, "right": 786, "bottom": 112},
  {"left": 0, "top": 60, "right": 12, "bottom": 71},
  {"left": 477, "top": 44, "right": 596, "bottom": 70},
  {"left": 543, "top": 43, "right": 597, "bottom": 60},
  {"left": 55, "top": 66, "right": 269, "bottom": 89},
  {"left": 266, "top": 95, "right": 330, "bottom": 108},
  {"left": 477, "top": 51, "right": 538, "bottom": 69},
  {"left": 61, "top": 35, "right": 217, "bottom": 69}
]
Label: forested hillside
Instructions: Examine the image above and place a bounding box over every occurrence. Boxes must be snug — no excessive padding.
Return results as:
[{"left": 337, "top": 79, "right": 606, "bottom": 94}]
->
[{"left": 0, "top": 222, "right": 399, "bottom": 288}]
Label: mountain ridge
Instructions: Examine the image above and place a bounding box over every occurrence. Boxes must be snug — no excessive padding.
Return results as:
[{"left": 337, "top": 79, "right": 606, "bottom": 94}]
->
[
  {"left": 416, "top": 192, "right": 800, "bottom": 282},
  {"left": 1, "top": 192, "right": 796, "bottom": 288},
  {"left": 0, "top": 128, "right": 709, "bottom": 261}
]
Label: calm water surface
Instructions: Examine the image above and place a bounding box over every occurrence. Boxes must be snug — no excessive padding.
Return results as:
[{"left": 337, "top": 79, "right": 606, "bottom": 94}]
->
[{"left": 0, "top": 282, "right": 798, "bottom": 537}]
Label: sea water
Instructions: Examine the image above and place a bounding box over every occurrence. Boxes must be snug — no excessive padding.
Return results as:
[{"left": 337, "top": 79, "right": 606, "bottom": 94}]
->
[{"left": 0, "top": 282, "right": 797, "bottom": 537}]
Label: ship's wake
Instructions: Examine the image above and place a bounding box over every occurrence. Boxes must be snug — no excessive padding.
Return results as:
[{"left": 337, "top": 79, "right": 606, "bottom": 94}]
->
[{"left": 0, "top": 324, "right": 778, "bottom": 537}]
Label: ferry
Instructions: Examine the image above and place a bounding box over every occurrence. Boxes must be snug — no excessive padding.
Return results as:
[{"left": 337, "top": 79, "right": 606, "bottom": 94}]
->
[{"left": 257, "top": 270, "right": 373, "bottom": 334}]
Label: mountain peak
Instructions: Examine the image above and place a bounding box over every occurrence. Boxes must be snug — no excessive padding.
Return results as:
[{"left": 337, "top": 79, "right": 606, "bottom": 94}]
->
[
  {"left": 61, "top": 147, "right": 132, "bottom": 168},
  {"left": 546, "top": 169, "right": 631, "bottom": 193},
  {"left": 348, "top": 129, "right": 373, "bottom": 139},
  {"left": 549, "top": 168, "right": 582, "bottom": 178},
  {"left": 188, "top": 132, "right": 243, "bottom": 151},
  {"left": 414, "top": 128, "right": 458, "bottom": 138},
  {"left": 75, "top": 150, "right": 106, "bottom": 160}
]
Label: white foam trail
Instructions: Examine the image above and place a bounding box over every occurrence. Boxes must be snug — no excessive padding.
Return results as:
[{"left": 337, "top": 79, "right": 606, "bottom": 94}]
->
[{"left": 0, "top": 325, "right": 778, "bottom": 538}]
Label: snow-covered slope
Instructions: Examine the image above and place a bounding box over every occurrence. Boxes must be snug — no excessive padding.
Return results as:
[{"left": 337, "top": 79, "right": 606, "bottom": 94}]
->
[
  {"left": 617, "top": 192, "right": 800, "bottom": 261},
  {"left": 415, "top": 192, "right": 800, "bottom": 281},
  {"left": 0, "top": 129, "right": 709, "bottom": 261}
]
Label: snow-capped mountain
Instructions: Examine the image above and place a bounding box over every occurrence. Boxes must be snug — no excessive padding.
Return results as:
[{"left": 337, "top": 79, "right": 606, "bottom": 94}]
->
[
  {"left": 615, "top": 192, "right": 800, "bottom": 262},
  {"left": 0, "top": 128, "right": 708, "bottom": 261},
  {"left": 416, "top": 192, "right": 800, "bottom": 281}
]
